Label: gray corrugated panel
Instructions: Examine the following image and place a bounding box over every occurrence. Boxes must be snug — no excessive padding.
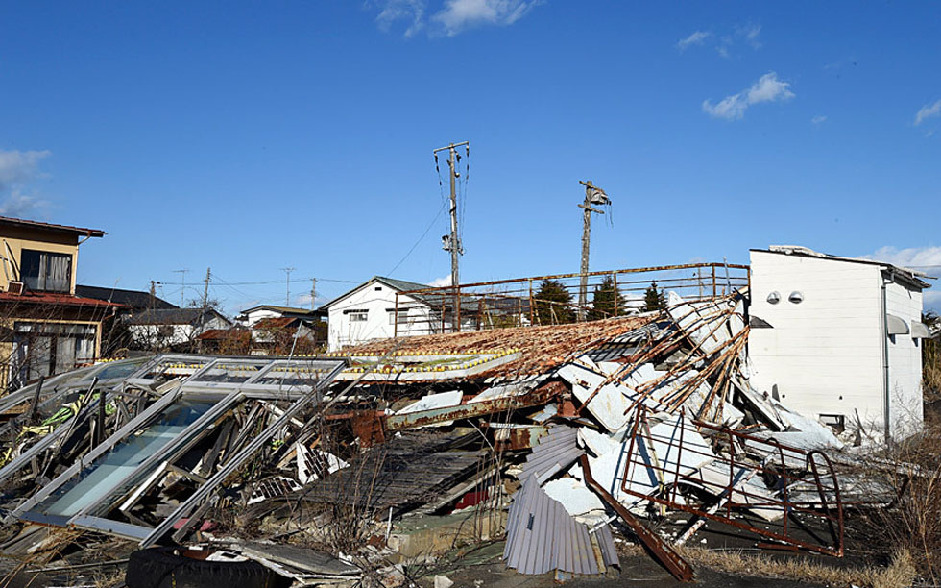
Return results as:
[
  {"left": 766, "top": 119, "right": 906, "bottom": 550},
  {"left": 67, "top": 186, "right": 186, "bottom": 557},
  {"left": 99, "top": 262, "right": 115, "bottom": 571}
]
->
[
  {"left": 520, "top": 425, "right": 581, "bottom": 482},
  {"left": 505, "top": 475, "right": 617, "bottom": 576}
]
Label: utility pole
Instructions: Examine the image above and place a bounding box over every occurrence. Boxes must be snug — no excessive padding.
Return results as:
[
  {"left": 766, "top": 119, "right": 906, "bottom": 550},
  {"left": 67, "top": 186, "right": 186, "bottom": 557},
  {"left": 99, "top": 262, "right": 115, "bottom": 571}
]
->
[
  {"left": 309, "top": 278, "right": 316, "bottom": 310},
  {"left": 281, "top": 267, "right": 295, "bottom": 306},
  {"left": 577, "top": 181, "right": 611, "bottom": 321},
  {"left": 150, "top": 280, "right": 157, "bottom": 311},
  {"left": 173, "top": 269, "right": 189, "bottom": 307},
  {"left": 433, "top": 141, "right": 469, "bottom": 324},
  {"left": 202, "top": 267, "right": 211, "bottom": 309}
]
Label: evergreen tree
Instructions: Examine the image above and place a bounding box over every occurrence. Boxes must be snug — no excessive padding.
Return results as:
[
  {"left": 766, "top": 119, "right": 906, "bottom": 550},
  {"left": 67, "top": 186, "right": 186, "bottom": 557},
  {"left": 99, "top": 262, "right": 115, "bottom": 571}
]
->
[
  {"left": 533, "top": 279, "right": 575, "bottom": 324},
  {"left": 643, "top": 281, "right": 666, "bottom": 311},
  {"left": 588, "top": 276, "right": 626, "bottom": 320}
]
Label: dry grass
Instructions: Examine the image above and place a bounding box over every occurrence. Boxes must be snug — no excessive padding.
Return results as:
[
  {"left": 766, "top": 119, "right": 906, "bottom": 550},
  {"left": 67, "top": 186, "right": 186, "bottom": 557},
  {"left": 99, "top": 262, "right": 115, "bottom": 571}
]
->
[
  {"left": 679, "top": 547, "right": 916, "bottom": 588},
  {"left": 863, "top": 426, "right": 941, "bottom": 584}
]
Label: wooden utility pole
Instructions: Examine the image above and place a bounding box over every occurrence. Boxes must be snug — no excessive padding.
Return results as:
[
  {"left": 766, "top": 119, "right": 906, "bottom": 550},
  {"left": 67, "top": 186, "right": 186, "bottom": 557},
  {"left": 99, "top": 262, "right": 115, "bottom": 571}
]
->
[
  {"left": 309, "top": 278, "right": 316, "bottom": 310},
  {"left": 433, "top": 141, "right": 469, "bottom": 325},
  {"left": 577, "top": 181, "right": 611, "bottom": 321}
]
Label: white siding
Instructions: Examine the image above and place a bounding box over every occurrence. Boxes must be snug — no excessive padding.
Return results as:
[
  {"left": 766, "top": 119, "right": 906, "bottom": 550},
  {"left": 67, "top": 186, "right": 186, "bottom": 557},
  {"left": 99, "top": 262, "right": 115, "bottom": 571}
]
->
[
  {"left": 326, "top": 281, "right": 437, "bottom": 351},
  {"left": 748, "top": 251, "right": 886, "bottom": 433},
  {"left": 884, "top": 281, "right": 924, "bottom": 436}
]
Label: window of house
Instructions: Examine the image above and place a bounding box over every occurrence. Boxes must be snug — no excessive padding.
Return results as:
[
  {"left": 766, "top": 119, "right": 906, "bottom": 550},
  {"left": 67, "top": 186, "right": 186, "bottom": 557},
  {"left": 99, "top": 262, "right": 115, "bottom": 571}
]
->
[
  {"left": 20, "top": 250, "right": 72, "bottom": 292},
  {"left": 11, "top": 322, "right": 97, "bottom": 386},
  {"left": 349, "top": 312, "right": 368, "bottom": 322}
]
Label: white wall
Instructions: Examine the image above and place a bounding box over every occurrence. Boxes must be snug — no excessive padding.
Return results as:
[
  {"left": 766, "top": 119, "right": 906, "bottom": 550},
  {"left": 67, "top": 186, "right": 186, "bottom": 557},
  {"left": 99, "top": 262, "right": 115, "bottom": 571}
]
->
[
  {"left": 884, "top": 280, "right": 924, "bottom": 436},
  {"left": 327, "top": 281, "right": 437, "bottom": 351},
  {"left": 748, "top": 251, "right": 890, "bottom": 436}
]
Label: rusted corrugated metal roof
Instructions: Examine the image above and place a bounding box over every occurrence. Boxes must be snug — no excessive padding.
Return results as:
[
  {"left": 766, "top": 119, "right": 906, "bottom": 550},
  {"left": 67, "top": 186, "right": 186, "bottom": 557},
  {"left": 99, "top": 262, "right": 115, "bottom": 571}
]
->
[{"left": 342, "top": 315, "right": 653, "bottom": 379}]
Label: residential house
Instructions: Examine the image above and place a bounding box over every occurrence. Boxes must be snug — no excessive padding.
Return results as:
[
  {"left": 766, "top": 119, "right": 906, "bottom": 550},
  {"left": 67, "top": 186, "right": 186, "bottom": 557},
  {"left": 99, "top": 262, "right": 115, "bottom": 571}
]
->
[
  {"left": 236, "top": 305, "right": 324, "bottom": 328},
  {"left": 747, "top": 245, "right": 933, "bottom": 441},
  {"left": 320, "top": 277, "right": 446, "bottom": 352},
  {"left": 0, "top": 216, "right": 118, "bottom": 390},
  {"left": 125, "top": 307, "right": 231, "bottom": 352}
]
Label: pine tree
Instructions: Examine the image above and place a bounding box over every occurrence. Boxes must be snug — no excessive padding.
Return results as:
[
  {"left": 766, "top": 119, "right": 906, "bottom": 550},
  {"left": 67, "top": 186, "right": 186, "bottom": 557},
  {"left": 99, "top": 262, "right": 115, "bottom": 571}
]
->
[
  {"left": 533, "top": 279, "right": 575, "bottom": 324},
  {"left": 643, "top": 281, "right": 666, "bottom": 312},
  {"left": 588, "top": 276, "right": 626, "bottom": 320}
]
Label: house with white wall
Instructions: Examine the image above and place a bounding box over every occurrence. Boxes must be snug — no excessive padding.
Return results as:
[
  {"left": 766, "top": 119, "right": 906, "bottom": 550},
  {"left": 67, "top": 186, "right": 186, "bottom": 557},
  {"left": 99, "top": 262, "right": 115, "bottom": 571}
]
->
[
  {"left": 747, "top": 246, "right": 933, "bottom": 441},
  {"left": 320, "top": 277, "right": 447, "bottom": 352},
  {"left": 236, "top": 305, "right": 323, "bottom": 328}
]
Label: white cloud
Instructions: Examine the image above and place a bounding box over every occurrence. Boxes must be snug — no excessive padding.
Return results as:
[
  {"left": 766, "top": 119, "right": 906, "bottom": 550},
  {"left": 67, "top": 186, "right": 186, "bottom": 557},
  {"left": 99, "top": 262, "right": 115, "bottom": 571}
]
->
[
  {"left": 811, "top": 115, "right": 828, "bottom": 125},
  {"left": 427, "top": 275, "right": 451, "bottom": 287},
  {"left": 431, "top": 0, "right": 540, "bottom": 36},
  {"left": 865, "top": 246, "right": 941, "bottom": 272},
  {"left": 866, "top": 246, "right": 941, "bottom": 309},
  {"left": 739, "top": 23, "right": 761, "bottom": 49},
  {"left": 914, "top": 99, "right": 941, "bottom": 126},
  {"left": 0, "top": 149, "right": 51, "bottom": 191},
  {"left": 0, "top": 189, "right": 48, "bottom": 218},
  {"left": 702, "top": 72, "right": 795, "bottom": 120},
  {"left": 371, "top": 0, "right": 425, "bottom": 37},
  {"left": 676, "top": 31, "right": 711, "bottom": 51}
]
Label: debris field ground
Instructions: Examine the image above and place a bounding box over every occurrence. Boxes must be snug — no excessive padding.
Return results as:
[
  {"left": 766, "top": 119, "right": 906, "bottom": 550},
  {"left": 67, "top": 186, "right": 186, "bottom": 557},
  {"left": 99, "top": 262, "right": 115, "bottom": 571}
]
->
[{"left": 0, "top": 288, "right": 936, "bottom": 587}]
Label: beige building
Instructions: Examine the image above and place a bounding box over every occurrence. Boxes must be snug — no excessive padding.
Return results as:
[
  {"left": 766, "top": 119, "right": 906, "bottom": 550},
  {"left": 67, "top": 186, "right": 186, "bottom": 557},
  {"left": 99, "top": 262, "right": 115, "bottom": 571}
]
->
[{"left": 0, "top": 216, "right": 117, "bottom": 391}]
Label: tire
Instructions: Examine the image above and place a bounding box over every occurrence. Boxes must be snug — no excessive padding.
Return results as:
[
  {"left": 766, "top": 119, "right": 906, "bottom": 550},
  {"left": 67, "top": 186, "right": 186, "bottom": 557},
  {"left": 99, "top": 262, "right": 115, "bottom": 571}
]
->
[{"left": 126, "top": 547, "right": 279, "bottom": 588}]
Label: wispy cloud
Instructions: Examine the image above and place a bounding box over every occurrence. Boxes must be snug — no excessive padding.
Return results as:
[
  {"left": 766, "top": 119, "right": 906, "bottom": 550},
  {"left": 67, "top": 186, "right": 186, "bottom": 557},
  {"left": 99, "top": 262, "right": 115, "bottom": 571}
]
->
[
  {"left": 0, "top": 149, "right": 52, "bottom": 219},
  {"left": 914, "top": 99, "right": 941, "bottom": 126},
  {"left": 0, "top": 189, "right": 48, "bottom": 218},
  {"left": 865, "top": 246, "right": 941, "bottom": 308},
  {"left": 427, "top": 275, "right": 451, "bottom": 287},
  {"left": 677, "top": 23, "right": 761, "bottom": 58},
  {"left": 811, "top": 115, "right": 828, "bottom": 125},
  {"left": 739, "top": 23, "right": 761, "bottom": 49},
  {"left": 0, "top": 149, "right": 51, "bottom": 192},
  {"left": 702, "top": 72, "right": 795, "bottom": 120},
  {"left": 676, "top": 31, "right": 711, "bottom": 52},
  {"left": 371, "top": 0, "right": 425, "bottom": 37},
  {"left": 432, "top": 0, "right": 540, "bottom": 36},
  {"left": 368, "top": 0, "right": 540, "bottom": 37}
]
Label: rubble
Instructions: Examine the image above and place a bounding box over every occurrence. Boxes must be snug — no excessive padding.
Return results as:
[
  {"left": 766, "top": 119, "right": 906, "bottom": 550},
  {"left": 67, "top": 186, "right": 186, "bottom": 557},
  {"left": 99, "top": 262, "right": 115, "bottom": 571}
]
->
[{"left": 0, "top": 290, "right": 923, "bottom": 586}]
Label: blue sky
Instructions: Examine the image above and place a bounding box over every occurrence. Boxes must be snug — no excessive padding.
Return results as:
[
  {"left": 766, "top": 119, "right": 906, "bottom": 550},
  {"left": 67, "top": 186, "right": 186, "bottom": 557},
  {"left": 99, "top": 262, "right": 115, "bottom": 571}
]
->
[{"left": 1, "top": 1, "right": 939, "bottom": 313}]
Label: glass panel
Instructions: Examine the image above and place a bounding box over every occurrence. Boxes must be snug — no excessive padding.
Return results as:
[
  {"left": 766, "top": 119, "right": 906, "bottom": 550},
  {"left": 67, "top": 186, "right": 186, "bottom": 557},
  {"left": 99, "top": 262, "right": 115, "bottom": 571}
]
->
[
  {"left": 55, "top": 336, "right": 76, "bottom": 374},
  {"left": 29, "top": 400, "right": 215, "bottom": 518},
  {"left": 191, "top": 361, "right": 267, "bottom": 384}
]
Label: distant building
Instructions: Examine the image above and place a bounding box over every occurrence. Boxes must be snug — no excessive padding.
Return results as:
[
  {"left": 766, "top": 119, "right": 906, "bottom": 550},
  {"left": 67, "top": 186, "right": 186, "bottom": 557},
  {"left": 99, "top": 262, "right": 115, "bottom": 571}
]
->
[
  {"left": 320, "top": 277, "right": 446, "bottom": 352},
  {"left": 76, "top": 284, "right": 176, "bottom": 314},
  {"left": 236, "top": 305, "right": 323, "bottom": 328},
  {"left": 125, "top": 307, "right": 231, "bottom": 352},
  {"left": 748, "top": 245, "right": 933, "bottom": 441},
  {"left": 0, "top": 216, "right": 118, "bottom": 389}
]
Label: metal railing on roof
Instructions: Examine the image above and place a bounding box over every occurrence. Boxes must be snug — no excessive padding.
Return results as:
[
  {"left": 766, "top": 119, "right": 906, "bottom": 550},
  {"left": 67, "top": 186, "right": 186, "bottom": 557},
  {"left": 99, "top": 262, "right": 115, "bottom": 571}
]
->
[{"left": 393, "top": 262, "right": 750, "bottom": 336}]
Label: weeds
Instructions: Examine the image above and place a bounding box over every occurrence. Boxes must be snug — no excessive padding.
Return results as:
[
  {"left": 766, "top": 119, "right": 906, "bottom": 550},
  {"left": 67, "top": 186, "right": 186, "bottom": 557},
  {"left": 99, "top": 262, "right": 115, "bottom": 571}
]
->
[{"left": 680, "top": 547, "right": 916, "bottom": 588}]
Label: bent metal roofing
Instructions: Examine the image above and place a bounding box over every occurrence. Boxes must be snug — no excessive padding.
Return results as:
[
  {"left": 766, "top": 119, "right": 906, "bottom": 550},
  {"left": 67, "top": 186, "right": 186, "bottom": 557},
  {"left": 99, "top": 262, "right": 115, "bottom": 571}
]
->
[{"left": 339, "top": 315, "right": 654, "bottom": 379}]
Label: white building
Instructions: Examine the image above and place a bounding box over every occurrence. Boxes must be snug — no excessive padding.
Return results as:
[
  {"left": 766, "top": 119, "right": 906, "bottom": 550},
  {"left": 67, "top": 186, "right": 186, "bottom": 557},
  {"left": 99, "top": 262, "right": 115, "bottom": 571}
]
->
[
  {"left": 126, "top": 307, "right": 231, "bottom": 350},
  {"left": 236, "top": 305, "right": 322, "bottom": 328},
  {"left": 747, "top": 246, "right": 933, "bottom": 441},
  {"left": 321, "top": 277, "right": 448, "bottom": 352}
]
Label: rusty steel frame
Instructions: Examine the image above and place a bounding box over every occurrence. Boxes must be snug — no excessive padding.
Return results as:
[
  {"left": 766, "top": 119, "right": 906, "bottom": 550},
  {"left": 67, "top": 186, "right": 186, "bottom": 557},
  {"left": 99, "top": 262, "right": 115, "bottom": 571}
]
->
[
  {"left": 581, "top": 454, "right": 695, "bottom": 582},
  {"left": 393, "top": 262, "right": 750, "bottom": 336},
  {"left": 617, "top": 407, "right": 844, "bottom": 556}
]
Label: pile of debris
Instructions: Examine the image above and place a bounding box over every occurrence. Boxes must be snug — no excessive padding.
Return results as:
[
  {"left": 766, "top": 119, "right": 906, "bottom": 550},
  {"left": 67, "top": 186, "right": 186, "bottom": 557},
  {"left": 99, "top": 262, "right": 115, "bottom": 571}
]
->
[{"left": 0, "top": 292, "right": 905, "bottom": 585}]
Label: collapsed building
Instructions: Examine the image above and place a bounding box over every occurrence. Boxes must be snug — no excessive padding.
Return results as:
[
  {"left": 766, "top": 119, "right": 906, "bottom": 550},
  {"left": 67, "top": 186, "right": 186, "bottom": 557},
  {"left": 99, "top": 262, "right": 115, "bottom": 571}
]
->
[{"left": 0, "top": 258, "right": 933, "bottom": 586}]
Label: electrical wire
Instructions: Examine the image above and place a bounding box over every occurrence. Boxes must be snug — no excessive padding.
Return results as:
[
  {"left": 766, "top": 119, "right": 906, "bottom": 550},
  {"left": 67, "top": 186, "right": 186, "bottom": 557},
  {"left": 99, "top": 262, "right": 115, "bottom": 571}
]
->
[{"left": 386, "top": 203, "right": 447, "bottom": 277}]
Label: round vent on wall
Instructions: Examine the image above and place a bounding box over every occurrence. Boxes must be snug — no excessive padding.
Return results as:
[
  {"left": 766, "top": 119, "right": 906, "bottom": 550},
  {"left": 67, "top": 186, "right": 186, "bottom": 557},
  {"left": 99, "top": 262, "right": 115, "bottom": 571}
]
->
[
  {"left": 766, "top": 291, "right": 781, "bottom": 305},
  {"left": 788, "top": 291, "right": 804, "bottom": 304}
]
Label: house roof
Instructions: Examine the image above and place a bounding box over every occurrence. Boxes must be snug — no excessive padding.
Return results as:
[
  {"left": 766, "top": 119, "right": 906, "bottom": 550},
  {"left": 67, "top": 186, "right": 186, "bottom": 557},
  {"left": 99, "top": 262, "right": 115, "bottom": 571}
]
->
[
  {"left": 339, "top": 315, "right": 653, "bottom": 379},
  {"left": 0, "top": 290, "right": 122, "bottom": 308},
  {"left": 76, "top": 285, "right": 176, "bottom": 311},
  {"left": 753, "top": 245, "right": 934, "bottom": 290},
  {"left": 238, "top": 305, "right": 324, "bottom": 320},
  {"left": 126, "top": 307, "right": 230, "bottom": 326},
  {"left": 196, "top": 328, "right": 251, "bottom": 342},
  {"left": 319, "top": 276, "right": 449, "bottom": 311},
  {"left": 0, "top": 216, "right": 105, "bottom": 238},
  {"left": 254, "top": 317, "right": 302, "bottom": 330}
]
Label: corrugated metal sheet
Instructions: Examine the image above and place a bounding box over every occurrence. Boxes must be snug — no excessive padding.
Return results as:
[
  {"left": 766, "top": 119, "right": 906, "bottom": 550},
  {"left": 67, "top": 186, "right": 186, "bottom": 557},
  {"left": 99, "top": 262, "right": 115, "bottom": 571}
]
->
[
  {"left": 504, "top": 475, "right": 617, "bottom": 576},
  {"left": 520, "top": 425, "right": 582, "bottom": 484}
]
